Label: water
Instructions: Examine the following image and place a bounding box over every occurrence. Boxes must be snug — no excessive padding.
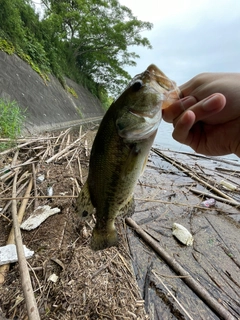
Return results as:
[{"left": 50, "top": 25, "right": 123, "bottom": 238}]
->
[{"left": 154, "top": 120, "right": 240, "bottom": 162}]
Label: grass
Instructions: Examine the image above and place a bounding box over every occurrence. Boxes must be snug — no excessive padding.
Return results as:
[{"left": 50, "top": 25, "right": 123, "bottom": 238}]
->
[{"left": 0, "top": 98, "right": 25, "bottom": 150}]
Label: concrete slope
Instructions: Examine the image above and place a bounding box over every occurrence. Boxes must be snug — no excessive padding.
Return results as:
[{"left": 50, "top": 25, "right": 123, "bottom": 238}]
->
[{"left": 0, "top": 51, "right": 105, "bottom": 133}]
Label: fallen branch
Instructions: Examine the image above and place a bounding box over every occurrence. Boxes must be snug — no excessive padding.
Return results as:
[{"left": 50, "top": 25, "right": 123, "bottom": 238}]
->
[
  {"left": 10, "top": 171, "right": 40, "bottom": 320},
  {"left": 126, "top": 217, "right": 235, "bottom": 320}
]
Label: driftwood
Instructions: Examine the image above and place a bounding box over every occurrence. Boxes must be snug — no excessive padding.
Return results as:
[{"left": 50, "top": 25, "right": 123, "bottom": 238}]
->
[
  {"left": 10, "top": 171, "right": 40, "bottom": 320},
  {"left": 126, "top": 217, "right": 235, "bottom": 320}
]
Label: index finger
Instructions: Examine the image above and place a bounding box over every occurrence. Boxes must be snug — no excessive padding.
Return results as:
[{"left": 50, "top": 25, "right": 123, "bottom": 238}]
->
[{"left": 162, "top": 96, "right": 197, "bottom": 123}]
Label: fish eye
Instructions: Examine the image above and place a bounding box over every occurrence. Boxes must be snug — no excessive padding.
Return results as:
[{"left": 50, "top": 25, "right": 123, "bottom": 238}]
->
[
  {"left": 132, "top": 80, "right": 143, "bottom": 91},
  {"left": 82, "top": 210, "right": 88, "bottom": 217}
]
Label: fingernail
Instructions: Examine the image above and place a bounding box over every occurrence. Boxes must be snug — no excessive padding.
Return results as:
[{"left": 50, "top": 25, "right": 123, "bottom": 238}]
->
[{"left": 202, "top": 95, "right": 219, "bottom": 110}]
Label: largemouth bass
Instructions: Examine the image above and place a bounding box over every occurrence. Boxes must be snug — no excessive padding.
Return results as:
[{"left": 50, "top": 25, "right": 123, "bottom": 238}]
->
[{"left": 76, "top": 64, "right": 179, "bottom": 250}]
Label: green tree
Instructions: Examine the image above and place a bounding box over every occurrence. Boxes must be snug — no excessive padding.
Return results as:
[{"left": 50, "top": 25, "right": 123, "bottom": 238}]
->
[{"left": 41, "top": 0, "right": 153, "bottom": 94}]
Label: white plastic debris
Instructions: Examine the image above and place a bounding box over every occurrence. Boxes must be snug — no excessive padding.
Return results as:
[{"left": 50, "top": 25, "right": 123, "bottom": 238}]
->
[
  {"left": 220, "top": 180, "right": 237, "bottom": 191},
  {"left": 48, "top": 273, "right": 59, "bottom": 283},
  {"left": 172, "top": 223, "right": 193, "bottom": 246},
  {"left": 0, "top": 244, "right": 34, "bottom": 265},
  {"left": 36, "top": 174, "right": 45, "bottom": 183},
  {"left": 21, "top": 205, "right": 61, "bottom": 230},
  {"left": 201, "top": 198, "right": 216, "bottom": 208},
  {"left": 47, "top": 186, "right": 53, "bottom": 196}
]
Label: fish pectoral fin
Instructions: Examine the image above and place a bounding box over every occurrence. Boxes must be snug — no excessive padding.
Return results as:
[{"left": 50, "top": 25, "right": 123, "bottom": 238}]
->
[
  {"left": 76, "top": 181, "right": 94, "bottom": 222},
  {"left": 116, "top": 109, "right": 161, "bottom": 141}
]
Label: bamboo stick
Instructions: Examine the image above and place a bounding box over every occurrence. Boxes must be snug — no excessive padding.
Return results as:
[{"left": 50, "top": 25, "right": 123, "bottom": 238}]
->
[
  {"left": 1, "top": 195, "right": 77, "bottom": 201},
  {"left": 0, "top": 178, "right": 33, "bottom": 284},
  {"left": 32, "top": 163, "right": 39, "bottom": 210},
  {"left": 10, "top": 171, "right": 40, "bottom": 320}
]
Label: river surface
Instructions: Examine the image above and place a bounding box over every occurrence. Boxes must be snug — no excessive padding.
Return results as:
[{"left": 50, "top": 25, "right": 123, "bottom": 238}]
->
[{"left": 154, "top": 120, "right": 239, "bottom": 162}]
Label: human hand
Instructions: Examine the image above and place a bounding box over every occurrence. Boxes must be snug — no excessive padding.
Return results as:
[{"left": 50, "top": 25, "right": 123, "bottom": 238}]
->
[{"left": 162, "top": 73, "right": 240, "bottom": 156}]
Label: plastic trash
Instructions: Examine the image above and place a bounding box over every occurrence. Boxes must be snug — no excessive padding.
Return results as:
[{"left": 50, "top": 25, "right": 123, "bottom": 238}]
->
[{"left": 201, "top": 198, "right": 216, "bottom": 208}]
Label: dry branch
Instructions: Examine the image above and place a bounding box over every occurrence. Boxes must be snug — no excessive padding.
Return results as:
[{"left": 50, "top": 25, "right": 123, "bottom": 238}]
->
[{"left": 126, "top": 217, "right": 235, "bottom": 320}]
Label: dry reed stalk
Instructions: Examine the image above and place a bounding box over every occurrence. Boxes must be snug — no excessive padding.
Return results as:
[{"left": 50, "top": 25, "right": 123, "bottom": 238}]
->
[
  {"left": 126, "top": 217, "right": 235, "bottom": 320},
  {"left": 0, "top": 170, "right": 30, "bottom": 196},
  {"left": 10, "top": 171, "right": 40, "bottom": 320},
  {"left": 0, "top": 194, "right": 77, "bottom": 201},
  {"left": 152, "top": 148, "right": 238, "bottom": 204},
  {"left": 54, "top": 128, "right": 71, "bottom": 146},
  {"left": 77, "top": 156, "right": 83, "bottom": 185},
  {"left": 74, "top": 178, "right": 81, "bottom": 194},
  {"left": 32, "top": 163, "right": 39, "bottom": 210},
  {"left": 0, "top": 180, "right": 29, "bottom": 221},
  {"left": 45, "top": 137, "right": 83, "bottom": 163},
  {"left": 0, "top": 178, "right": 33, "bottom": 284},
  {"left": 67, "top": 146, "right": 80, "bottom": 165},
  {"left": 79, "top": 125, "right": 82, "bottom": 138},
  {"left": 189, "top": 188, "right": 240, "bottom": 207},
  {"left": 0, "top": 170, "right": 18, "bottom": 182},
  {"left": 0, "top": 139, "right": 42, "bottom": 156},
  {"left": 0, "top": 160, "right": 39, "bottom": 177},
  {"left": 152, "top": 270, "right": 194, "bottom": 320},
  {"left": 58, "top": 147, "right": 77, "bottom": 161}
]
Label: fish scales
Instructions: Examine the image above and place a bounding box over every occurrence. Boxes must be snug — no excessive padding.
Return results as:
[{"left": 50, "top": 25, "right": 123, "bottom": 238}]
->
[{"left": 76, "top": 64, "right": 180, "bottom": 250}]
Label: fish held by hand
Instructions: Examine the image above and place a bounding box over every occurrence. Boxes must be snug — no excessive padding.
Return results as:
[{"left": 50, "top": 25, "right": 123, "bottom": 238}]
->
[{"left": 76, "top": 64, "right": 180, "bottom": 250}]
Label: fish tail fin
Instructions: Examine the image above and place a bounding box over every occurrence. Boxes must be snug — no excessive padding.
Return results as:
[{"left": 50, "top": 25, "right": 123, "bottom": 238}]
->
[
  {"left": 91, "top": 221, "right": 118, "bottom": 251},
  {"left": 76, "top": 181, "right": 94, "bottom": 222}
]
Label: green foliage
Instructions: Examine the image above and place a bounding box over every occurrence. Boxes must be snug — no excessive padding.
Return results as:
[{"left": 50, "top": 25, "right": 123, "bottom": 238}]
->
[
  {"left": 0, "top": 99, "right": 25, "bottom": 150},
  {"left": 41, "top": 0, "right": 153, "bottom": 96},
  {"left": 66, "top": 86, "right": 78, "bottom": 98},
  {"left": 0, "top": 39, "right": 15, "bottom": 54},
  {"left": 0, "top": 0, "right": 153, "bottom": 103}
]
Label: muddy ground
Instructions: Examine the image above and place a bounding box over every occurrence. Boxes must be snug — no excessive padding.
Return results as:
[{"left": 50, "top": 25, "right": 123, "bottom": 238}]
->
[{"left": 0, "top": 125, "right": 240, "bottom": 319}]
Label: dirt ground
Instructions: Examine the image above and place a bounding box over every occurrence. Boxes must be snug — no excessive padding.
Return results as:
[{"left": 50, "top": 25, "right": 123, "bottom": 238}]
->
[
  {"left": 0, "top": 125, "right": 147, "bottom": 320},
  {"left": 0, "top": 125, "right": 240, "bottom": 320}
]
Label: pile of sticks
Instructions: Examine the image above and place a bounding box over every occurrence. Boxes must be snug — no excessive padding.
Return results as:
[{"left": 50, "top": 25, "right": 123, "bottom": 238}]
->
[{"left": 0, "top": 126, "right": 94, "bottom": 320}]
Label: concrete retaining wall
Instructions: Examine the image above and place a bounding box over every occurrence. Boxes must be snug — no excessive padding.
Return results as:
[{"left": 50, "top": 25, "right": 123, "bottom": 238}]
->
[{"left": 0, "top": 51, "right": 105, "bottom": 134}]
